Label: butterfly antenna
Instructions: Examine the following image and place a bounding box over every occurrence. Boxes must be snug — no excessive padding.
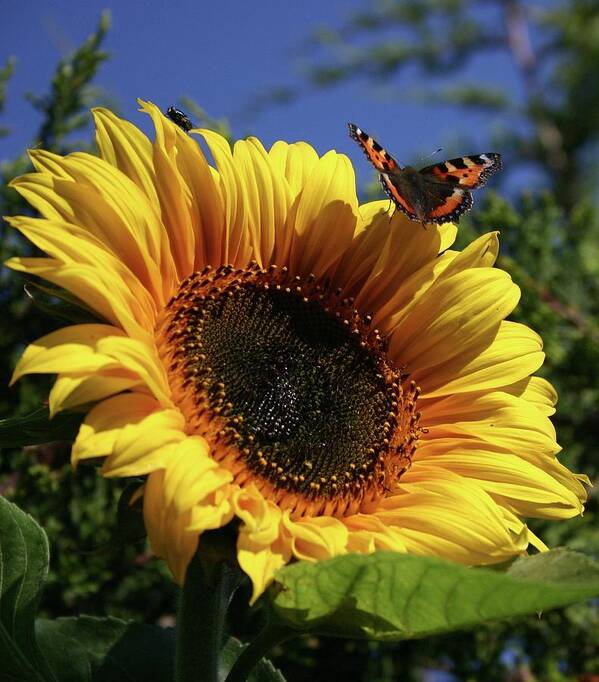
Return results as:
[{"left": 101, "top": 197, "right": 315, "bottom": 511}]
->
[{"left": 419, "top": 147, "right": 443, "bottom": 163}]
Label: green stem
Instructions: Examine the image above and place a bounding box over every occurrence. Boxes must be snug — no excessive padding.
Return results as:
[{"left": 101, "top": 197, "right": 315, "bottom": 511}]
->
[
  {"left": 225, "top": 622, "right": 296, "bottom": 682},
  {"left": 175, "top": 549, "right": 240, "bottom": 682}
]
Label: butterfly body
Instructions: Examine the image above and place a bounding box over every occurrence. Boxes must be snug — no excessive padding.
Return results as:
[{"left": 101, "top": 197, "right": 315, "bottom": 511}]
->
[{"left": 348, "top": 123, "right": 501, "bottom": 225}]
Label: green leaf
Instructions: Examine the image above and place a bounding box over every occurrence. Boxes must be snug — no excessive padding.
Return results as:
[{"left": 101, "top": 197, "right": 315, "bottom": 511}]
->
[
  {"left": 0, "top": 496, "right": 55, "bottom": 681},
  {"left": 270, "top": 550, "right": 599, "bottom": 641},
  {"left": 24, "top": 282, "right": 105, "bottom": 325},
  {"left": 221, "top": 637, "right": 286, "bottom": 682},
  {"left": 0, "top": 407, "right": 82, "bottom": 448},
  {"left": 36, "top": 616, "right": 175, "bottom": 682},
  {"left": 0, "top": 497, "right": 177, "bottom": 680}
]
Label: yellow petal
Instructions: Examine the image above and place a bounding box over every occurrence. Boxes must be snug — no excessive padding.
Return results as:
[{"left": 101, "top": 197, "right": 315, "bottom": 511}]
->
[
  {"left": 13, "top": 150, "right": 176, "bottom": 304},
  {"left": 390, "top": 268, "right": 520, "bottom": 370},
  {"left": 352, "top": 212, "right": 454, "bottom": 316},
  {"left": 7, "top": 215, "right": 157, "bottom": 330},
  {"left": 6, "top": 257, "right": 153, "bottom": 345},
  {"left": 49, "top": 372, "right": 140, "bottom": 416},
  {"left": 237, "top": 532, "right": 290, "bottom": 605},
  {"left": 162, "top": 437, "right": 232, "bottom": 514},
  {"left": 138, "top": 101, "right": 227, "bottom": 271},
  {"left": 72, "top": 392, "right": 162, "bottom": 465},
  {"left": 438, "top": 222, "right": 458, "bottom": 252},
  {"left": 379, "top": 231, "right": 500, "bottom": 333},
  {"left": 187, "top": 491, "right": 234, "bottom": 532},
  {"left": 377, "top": 465, "right": 526, "bottom": 564},
  {"left": 282, "top": 512, "right": 348, "bottom": 561},
  {"left": 438, "top": 231, "right": 500, "bottom": 277},
  {"left": 100, "top": 407, "right": 185, "bottom": 477},
  {"left": 420, "top": 390, "right": 558, "bottom": 456},
  {"left": 95, "top": 336, "right": 172, "bottom": 408},
  {"left": 268, "top": 140, "right": 319, "bottom": 200},
  {"left": 499, "top": 376, "right": 558, "bottom": 416},
  {"left": 92, "top": 107, "right": 160, "bottom": 212},
  {"left": 232, "top": 485, "right": 284, "bottom": 545},
  {"left": 11, "top": 324, "right": 126, "bottom": 385},
  {"left": 344, "top": 514, "right": 407, "bottom": 553},
  {"left": 288, "top": 150, "right": 358, "bottom": 277},
  {"left": 418, "top": 321, "right": 545, "bottom": 397},
  {"left": 233, "top": 137, "right": 291, "bottom": 267},
  {"left": 197, "top": 128, "right": 253, "bottom": 267},
  {"left": 144, "top": 470, "right": 199, "bottom": 585},
  {"left": 227, "top": 484, "right": 291, "bottom": 603},
  {"left": 414, "top": 441, "right": 585, "bottom": 518}
]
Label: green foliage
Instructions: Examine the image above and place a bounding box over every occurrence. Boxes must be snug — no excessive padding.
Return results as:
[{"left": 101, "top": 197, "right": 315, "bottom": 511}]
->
[
  {"left": 0, "top": 495, "right": 288, "bottom": 682},
  {"left": 3, "top": 493, "right": 598, "bottom": 682},
  {"left": 0, "top": 493, "right": 175, "bottom": 681},
  {"left": 261, "top": 0, "right": 599, "bottom": 213},
  {"left": 271, "top": 551, "right": 599, "bottom": 641},
  {"left": 0, "top": 407, "right": 82, "bottom": 448},
  {"left": 0, "top": 57, "right": 16, "bottom": 138},
  {"left": 24, "top": 10, "right": 111, "bottom": 151}
]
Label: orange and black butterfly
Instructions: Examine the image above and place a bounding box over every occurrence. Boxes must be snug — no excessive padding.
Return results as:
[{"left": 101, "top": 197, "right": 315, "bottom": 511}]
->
[{"left": 348, "top": 123, "right": 502, "bottom": 225}]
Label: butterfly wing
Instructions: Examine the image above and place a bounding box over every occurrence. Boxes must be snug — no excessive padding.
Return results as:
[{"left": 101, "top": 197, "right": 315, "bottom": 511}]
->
[
  {"left": 348, "top": 123, "right": 400, "bottom": 174},
  {"left": 348, "top": 123, "right": 417, "bottom": 218},
  {"left": 379, "top": 174, "right": 419, "bottom": 221},
  {"left": 420, "top": 153, "right": 502, "bottom": 189},
  {"left": 421, "top": 181, "right": 474, "bottom": 223},
  {"left": 418, "top": 153, "right": 500, "bottom": 223}
]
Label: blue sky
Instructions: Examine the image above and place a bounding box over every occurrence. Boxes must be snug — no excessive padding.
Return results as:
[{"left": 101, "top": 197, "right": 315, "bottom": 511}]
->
[{"left": 1, "top": 0, "right": 526, "bottom": 191}]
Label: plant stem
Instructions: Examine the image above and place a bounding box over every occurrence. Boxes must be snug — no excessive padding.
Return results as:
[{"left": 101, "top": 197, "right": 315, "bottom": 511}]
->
[
  {"left": 175, "top": 548, "right": 240, "bottom": 682},
  {"left": 225, "top": 622, "right": 296, "bottom": 682}
]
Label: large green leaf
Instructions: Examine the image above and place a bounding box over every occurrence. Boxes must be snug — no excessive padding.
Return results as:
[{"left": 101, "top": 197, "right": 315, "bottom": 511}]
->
[
  {"left": 0, "top": 407, "right": 82, "bottom": 448},
  {"left": 0, "top": 495, "right": 285, "bottom": 681},
  {"left": 270, "top": 550, "right": 599, "bottom": 640},
  {"left": 0, "top": 496, "right": 179, "bottom": 681},
  {"left": 36, "top": 617, "right": 175, "bottom": 682},
  {"left": 0, "top": 496, "right": 55, "bottom": 681}
]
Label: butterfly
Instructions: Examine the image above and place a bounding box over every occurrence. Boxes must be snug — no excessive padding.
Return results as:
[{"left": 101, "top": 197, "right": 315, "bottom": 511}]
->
[
  {"left": 166, "top": 106, "right": 193, "bottom": 132},
  {"left": 348, "top": 123, "right": 502, "bottom": 225}
]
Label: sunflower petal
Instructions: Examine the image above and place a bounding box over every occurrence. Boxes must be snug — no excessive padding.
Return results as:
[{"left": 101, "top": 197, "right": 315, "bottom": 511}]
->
[
  {"left": 49, "top": 372, "right": 141, "bottom": 416},
  {"left": 420, "top": 321, "right": 545, "bottom": 397},
  {"left": 390, "top": 268, "right": 520, "bottom": 370},
  {"left": 288, "top": 150, "right": 358, "bottom": 277},
  {"left": 378, "top": 465, "right": 527, "bottom": 564},
  {"left": 11, "top": 324, "right": 126, "bottom": 385},
  {"left": 144, "top": 471, "right": 199, "bottom": 585},
  {"left": 93, "top": 107, "right": 160, "bottom": 212},
  {"left": 282, "top": 513, "right": 348, "bottom": 561},
  {"left": 197, "top": 128, "right": 253, "bottom": 267},
  {"left": 71, "top": 392, "right": 163, "bottom": 465}
]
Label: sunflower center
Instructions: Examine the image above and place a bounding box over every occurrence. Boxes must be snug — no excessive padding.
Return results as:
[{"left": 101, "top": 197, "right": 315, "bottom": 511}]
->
[{"left": 157, "top": 263, "right": 421, "bottom": 518}]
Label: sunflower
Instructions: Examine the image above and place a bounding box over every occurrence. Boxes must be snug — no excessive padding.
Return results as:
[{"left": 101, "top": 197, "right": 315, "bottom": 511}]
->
[{"left": 7, "top": 101, "right": 588, "bottom": 602}]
